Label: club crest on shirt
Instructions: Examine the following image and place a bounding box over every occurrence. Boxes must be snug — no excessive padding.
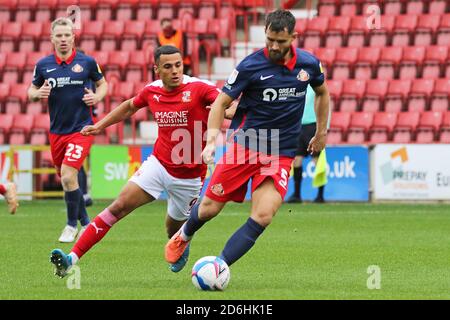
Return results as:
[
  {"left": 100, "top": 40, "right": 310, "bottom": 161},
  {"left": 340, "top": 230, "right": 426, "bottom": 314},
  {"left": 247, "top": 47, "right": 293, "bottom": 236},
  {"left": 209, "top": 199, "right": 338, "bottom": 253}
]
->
[
  {"left": 72, "top": 63, "right": 84, "bottom": 73},
  {"left": 211, "top": 184, "right": 224, "bottom": 196},
  {"left": 297, "top": 69, "right": 309, "bottom": 81},
  {"left": 182, "top": 91, "right": 192, "bottom": 103}
]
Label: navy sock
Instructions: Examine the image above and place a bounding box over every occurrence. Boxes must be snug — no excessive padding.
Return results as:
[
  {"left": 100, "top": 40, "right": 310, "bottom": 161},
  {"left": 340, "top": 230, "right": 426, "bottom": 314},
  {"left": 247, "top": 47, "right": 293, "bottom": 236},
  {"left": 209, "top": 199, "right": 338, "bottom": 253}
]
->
[
  {"left": 220, "top": 217, "right": 265, "bottom": 266},
  {"left": 182, "top": 203, "right": 206, "bottom": 238},
  {"left": 78, "top": 194, "right": 90, "bottom": 227},
  {"left": 78, "top": 167, "right": 88, "bottom": 196},
  {"left": 65, "top": 189, "right": 83, "bottom": 227}
]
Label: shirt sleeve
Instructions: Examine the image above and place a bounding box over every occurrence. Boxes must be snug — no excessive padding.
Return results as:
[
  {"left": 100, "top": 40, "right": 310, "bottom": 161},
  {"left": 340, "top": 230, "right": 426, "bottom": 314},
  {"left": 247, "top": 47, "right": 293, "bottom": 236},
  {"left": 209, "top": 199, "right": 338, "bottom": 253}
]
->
[
  {"left": 221, "top": 61, "right": 253, "bottom": 100},
  {"left": 88, "top": 57, "right": 104, "bottom": 82},
  {"left": 132, "top": 87, "right": 149, "bottom": 109},
  {"left": 32, "top": 62, "right": 44, "bottom": 87},
  {"left": 201, "top": 82, "right": 221, "bottom": 106},
  {"left": 309, "top": 55, "right": 325, "bottom": 88}
]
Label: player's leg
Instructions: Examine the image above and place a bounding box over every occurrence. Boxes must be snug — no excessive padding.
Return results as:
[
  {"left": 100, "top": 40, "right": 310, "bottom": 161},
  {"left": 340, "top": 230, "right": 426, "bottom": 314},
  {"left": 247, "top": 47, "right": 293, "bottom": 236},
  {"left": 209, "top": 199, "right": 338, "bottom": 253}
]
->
[
  {"left": 165, "top": 196, "right": 226, "bottom": 264},
  {"left": 0, "top": 182, "right": 18, "bottom": 214},
  {"left": 51, "top": 181, "right": 155, "bottom": 278},
  {"left": 287, "top": 155, "right": 304, "bottom": 203},
  {"left": 59, "top": 164, "right": 84, "bottom": 242},
  {"left": 219, "top": 178, "right": 283, "bottom": 266},
  {"left": 78, "top": 166, "right": 93, "bottom": 207}
]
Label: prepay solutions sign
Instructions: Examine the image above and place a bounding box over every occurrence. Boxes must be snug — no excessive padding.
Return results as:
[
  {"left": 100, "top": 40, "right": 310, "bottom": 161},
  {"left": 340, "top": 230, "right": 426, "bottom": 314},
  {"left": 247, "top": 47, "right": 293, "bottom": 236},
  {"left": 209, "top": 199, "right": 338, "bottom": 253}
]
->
[{"left": 373, "top": 144, "right": 450, "bottom": 200}]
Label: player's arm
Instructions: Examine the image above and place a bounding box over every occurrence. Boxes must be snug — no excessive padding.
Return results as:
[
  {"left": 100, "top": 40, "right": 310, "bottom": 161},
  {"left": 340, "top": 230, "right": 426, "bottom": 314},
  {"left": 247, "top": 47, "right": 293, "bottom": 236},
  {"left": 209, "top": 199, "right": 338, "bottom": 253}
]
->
[
  {"left": 224, "top": 100, "right": 238, "bottom": 120},
  {"left": 80, "top": 98, "right": 140, "bottom": 136},
  {"left": 28, "top": 81, "right": 51, "bottom": 102},
  {"left": 308, "top": 83, "right": 330, "bottom": 154},
  {"left": 202, "top": 92, "right": 234, "bottom": 164},
  {"left": 82, "top": 78, "right": 108, "bottom": 106}
]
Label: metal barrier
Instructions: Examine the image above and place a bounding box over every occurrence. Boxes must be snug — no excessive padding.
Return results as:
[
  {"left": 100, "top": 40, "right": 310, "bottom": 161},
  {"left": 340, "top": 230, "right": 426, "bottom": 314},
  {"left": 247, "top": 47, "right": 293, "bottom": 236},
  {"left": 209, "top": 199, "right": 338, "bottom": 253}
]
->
[{"left": 6, "top": 145, "right": 64, "bottom": 198}]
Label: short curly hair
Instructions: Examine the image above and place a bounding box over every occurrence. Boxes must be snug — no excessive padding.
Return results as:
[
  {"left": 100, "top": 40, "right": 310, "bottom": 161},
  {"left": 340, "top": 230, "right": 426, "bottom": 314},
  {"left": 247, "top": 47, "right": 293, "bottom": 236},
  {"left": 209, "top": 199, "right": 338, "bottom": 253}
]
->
[{"left": 265, "top": 9, "right": 296, "bottom": 34}]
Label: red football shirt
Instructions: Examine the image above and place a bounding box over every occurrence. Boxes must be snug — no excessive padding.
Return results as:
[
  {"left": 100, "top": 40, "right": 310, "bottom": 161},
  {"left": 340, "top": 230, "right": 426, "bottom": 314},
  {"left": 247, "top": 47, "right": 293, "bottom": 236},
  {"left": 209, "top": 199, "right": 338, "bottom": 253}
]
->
[{"left": 133, "top": 75, "right": 220, "bottom": 179}]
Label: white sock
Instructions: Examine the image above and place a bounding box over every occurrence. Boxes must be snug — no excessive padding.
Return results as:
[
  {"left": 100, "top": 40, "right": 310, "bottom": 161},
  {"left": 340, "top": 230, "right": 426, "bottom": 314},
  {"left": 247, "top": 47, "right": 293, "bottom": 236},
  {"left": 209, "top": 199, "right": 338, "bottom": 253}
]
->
[
  {"left": 180, "top": 223, "right": 192, "bottom": 241},
  {"left": 69, "top": 252, "right": 79, "bottom": 265}
]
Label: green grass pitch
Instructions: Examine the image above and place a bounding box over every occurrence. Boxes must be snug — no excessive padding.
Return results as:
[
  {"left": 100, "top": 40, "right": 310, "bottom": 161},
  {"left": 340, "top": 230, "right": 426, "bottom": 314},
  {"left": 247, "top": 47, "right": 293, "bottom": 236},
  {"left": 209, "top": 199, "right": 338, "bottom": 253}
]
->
[{"left": 0, "top": 200, "right": 449, "bottom": 300}]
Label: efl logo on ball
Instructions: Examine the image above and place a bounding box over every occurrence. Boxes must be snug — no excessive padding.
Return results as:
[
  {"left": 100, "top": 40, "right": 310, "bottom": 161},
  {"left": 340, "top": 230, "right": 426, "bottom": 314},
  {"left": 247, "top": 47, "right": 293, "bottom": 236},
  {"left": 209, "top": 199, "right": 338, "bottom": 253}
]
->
[{"left": 191, "top": 256, "right": 230, "bottom": 291}]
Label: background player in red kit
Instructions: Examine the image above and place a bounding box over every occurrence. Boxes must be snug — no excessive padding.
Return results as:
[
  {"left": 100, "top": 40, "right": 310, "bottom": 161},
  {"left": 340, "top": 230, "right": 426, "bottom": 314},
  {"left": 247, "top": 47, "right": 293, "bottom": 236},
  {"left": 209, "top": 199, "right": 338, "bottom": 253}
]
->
[
  {"left": 27, "top": 18, "right": 108, "bottom": 243},
  {"left": 165, "top": 9, "right": 330, "bottom": 269},
  {"left": 50, "top": 45, "right": 233, "bottom": 277}
]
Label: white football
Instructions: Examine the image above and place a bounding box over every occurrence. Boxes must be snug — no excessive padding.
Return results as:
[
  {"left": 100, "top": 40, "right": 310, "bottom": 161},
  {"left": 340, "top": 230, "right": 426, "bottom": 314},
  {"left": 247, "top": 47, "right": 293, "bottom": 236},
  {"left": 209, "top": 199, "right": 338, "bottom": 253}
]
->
[{"left": 191, "top": 256, "right": 230, "bottom": 291}]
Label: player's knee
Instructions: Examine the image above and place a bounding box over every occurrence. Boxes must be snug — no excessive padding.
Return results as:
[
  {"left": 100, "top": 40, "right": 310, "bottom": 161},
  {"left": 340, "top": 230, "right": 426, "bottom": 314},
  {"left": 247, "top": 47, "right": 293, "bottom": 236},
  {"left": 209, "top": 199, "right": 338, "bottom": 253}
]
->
[
  {"left": 60, "top": 174, "right": 77, "bottom": 190},
  {"left": 198, "top": 199, "right": 222, "bottom": 221},
  {"left": 251, "top": 211, "right": 275, "bottom": 227}
]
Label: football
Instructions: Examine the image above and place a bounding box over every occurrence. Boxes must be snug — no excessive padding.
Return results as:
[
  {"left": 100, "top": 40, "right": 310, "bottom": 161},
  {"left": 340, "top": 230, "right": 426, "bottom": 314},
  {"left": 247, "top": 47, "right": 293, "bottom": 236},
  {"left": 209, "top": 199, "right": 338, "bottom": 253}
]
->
[{"left": 191, "top": 256, "right": 230, "bottom": 291}]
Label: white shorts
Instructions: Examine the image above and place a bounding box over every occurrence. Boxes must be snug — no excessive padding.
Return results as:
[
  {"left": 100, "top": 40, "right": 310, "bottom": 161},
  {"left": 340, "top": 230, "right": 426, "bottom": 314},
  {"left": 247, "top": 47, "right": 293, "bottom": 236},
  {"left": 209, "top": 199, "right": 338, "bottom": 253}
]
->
[{"left": 129, "top": 155, "right": 203, "bottom": 221}]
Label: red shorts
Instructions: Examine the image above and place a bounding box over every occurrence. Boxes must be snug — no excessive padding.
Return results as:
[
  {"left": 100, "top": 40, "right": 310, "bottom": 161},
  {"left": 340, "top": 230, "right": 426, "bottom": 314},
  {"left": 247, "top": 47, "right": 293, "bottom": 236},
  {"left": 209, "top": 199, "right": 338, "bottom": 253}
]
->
[
  {"left": 49, "top": 132, "right": 94, "bottom": 175},
  {"left": 205, "top": 144, "right": 294, "bottom": 203}
]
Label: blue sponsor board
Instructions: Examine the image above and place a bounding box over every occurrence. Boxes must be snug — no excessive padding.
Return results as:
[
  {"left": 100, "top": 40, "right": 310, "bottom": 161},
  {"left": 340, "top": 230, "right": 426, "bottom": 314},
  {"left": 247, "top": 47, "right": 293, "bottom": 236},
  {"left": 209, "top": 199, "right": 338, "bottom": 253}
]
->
[{"left": 286, "top": 146, "right": 369, "bottom": 202}]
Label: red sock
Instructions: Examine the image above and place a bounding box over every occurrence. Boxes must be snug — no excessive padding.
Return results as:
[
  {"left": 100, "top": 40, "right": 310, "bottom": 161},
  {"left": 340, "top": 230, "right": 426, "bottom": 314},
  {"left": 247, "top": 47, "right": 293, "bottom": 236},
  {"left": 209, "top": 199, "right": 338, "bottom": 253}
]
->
[
  {"left": 0, "top": 184, "right": 6, "bottom": 195},
  {"left": 71, "top": 208, "right": 118, "bottom": 259}
]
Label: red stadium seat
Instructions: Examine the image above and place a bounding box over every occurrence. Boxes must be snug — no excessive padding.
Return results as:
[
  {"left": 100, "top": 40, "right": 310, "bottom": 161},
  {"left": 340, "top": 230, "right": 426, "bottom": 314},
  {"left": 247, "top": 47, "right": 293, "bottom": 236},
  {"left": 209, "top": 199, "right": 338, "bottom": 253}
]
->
[
  {"left": 377, "top": 47, "right": 402, "bottom": 80},
  {"left": 441, "top": 112, "right": 450, "bottom": 130},
  {"left": 90, "top": 51, "right": 109, "bottom": 71},
  {"left": 392, "top": 15, "right": 417, "bottom": 46},
  {"left": 423, "top": 46, "right": 448, "bottom": 79},
  {"left": 79, "top": 21, "right": 104, "bottom": 52},
  {"left": 371, "top": 112, "right": 398, "bottom": 134},
  {"left": 19, "top": 22, "right": 43, "bottom": 52},
  {"left": 333, "top": 47, "right": 358, "bottom": 80},
  {"left": 407, "top": 79, "right": 434, "bottom": 112},
  {"left": 125, "top": 50, "right": 148, "bottom": 82},
  {"left": 383, "top": 0, "right": 403, "bottom": 15},
  {"left": 329, "top": 111, "right": 351, "bottom": 143},
  {"left": 399, "top": 46, "right": 425, "bottom": 80},
  {"left": 362, "top": 80, "right": 389, "bottom": 113},
  {"left": 30, "top": 132, "right": 48, "bottom": 145},
  {"left": 32, "top": 113, "right": 50, "bottom": 133},
  {"left": 11, "top": 114, "right": 34, "bottom": 137},
  {"left": 368, "top": 15, "right": 395, "bottom": 47},
  {"left": 392, "top": 112, "right": 420, "bottom": 143},
  {"left": 405, "top": 0, "right": 425, "bottom": 14},
  {"left": 3, "top": 52, "right": 26, "bottom": 84},
  {"left": 325, "top": 16, "right": 351, "bottom": 48},
  {"left": 384, "top": 80, "right": 411, "bottom": 113},
  {"left": 116, "top": 0, "right": 138, "bottom": 21},
  {"left": 340, "top": 0, "right": 358, "bottom": 17},
  {"left": 429, "top": 0, "right": 447, "bottom": 14},
  {"left": 414, "top": 15, "right": 441, "bottom": 46},
  {"left": 100, "top": 21, "right": 124, "bottom": 52},
  {"left": 0, "top": 52, "right": 5, "bottom": 70},
  {"left": 0, "top": 22, "right": 22, "bottom": 53},
  {"left": 8, "top": 83, "right": 29, "bottom": 107},
  {"left": 369, "top": 112, "right": 398, "bottom": 143},
  {"left": 108, "top": 51, "right": 130, "bottom": 79},
  {"left": 347, "top": 16, "right": 367, "bottom": 48},
  {"left": 326, "top": 80, "right": 343, "bottom": 111},
  {"left": 121, "top": 21, "right": 146, "bottom": 51},
  {"left": 354, "top": 47, "right": 381, "bottom": 80},
  {"left": 347, "top": 112, "right": 374, "bottom": 144},
  {"left": 295, "top": 18, "right": 308, "bottom": 35},
  {"left": 317, "top": 0, "right": 338, "bottom": 17},
  {"left": 340, "top": 79, "right": 366, "bottom": 112},
  {"left": 303, "top": 16, "right": 329, "bottom": 49},
  {"left": 24, "top": 102, "right": 44, "bottom": 115},
  {"left": 439, "top": 112, "right": 450, "bottom": 143},
  {"left": 0, "top": 114, "right": 13, "bottom": 135},
  {"left": 113, "top": 82, "right": 135, "bottom": 100},
  {"left": 437, "top": 14, "right": 450, "bottom": 46},
  {"left": 35, "top": 0, "right": 57, "bottom": 22},
  {"left": 314, "top": 47, "right": 335, "bottom": 78},
  {"left": 9, "top": 132, "right": 26, "bottom": 145},
  {"left": 416, "top": 111, "right": 443, "bottom": 143},
  {"left": 0, "top": 83, "right": 10, "bottom": 109},
  {"left": 15, "top": 0, "right": 37, "bottom": 22},
  {"left": 95, "top": 0, "right": 118, "bottom": 21},
  {"left": 430, "top": 79, "right": 450, "bottom": 113}
]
